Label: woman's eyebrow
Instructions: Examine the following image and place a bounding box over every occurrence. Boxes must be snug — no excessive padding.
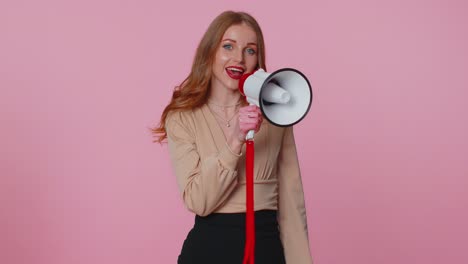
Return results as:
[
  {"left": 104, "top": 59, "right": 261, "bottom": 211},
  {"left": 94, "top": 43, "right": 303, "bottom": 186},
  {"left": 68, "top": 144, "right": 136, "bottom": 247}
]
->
[{"left": 222, "top": 39, "right": 257, "bottom": 46}]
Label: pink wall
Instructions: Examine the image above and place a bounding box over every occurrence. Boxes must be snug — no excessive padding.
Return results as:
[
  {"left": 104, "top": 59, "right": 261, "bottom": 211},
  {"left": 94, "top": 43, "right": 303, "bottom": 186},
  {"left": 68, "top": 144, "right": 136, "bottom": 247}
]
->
[{"left": 1, "top": 0, "right": 467, "bottom": 263}]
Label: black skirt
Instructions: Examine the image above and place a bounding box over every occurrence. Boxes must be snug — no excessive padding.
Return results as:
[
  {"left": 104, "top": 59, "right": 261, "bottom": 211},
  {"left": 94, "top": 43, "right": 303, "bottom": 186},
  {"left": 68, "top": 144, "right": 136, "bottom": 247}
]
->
[{"left": 178, "top": 210, "right": 286, "bottom": 264}]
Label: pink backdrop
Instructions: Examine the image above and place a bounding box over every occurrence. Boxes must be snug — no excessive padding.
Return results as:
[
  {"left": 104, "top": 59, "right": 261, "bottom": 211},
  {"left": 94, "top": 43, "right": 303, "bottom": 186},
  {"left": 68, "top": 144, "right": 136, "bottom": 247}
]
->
[{"left": 1, "top": 0, "right": 467, "bottom": 263}]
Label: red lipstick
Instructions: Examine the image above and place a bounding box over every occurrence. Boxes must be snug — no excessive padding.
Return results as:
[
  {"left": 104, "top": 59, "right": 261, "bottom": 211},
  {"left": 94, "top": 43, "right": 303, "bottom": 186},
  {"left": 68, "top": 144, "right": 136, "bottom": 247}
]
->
[{"left": 225, "top": 66, "right": 244, "bottom": 80}]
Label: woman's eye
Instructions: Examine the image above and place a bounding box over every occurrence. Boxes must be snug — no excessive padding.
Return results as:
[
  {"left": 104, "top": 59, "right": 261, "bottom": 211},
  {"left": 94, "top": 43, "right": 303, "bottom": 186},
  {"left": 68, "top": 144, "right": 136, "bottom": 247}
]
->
[
  {"left": 246, "top": 48, "right": 256, "bottom": 55},
  {"left": 223, "top": 44, "right": 233, "bottom": 50}
]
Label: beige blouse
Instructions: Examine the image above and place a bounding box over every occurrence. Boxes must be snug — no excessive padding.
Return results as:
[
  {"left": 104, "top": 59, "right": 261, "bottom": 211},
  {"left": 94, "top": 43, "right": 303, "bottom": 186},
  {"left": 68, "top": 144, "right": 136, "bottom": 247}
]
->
[{"left": 166, "top": 104, "right": 313, "bottom": 264}]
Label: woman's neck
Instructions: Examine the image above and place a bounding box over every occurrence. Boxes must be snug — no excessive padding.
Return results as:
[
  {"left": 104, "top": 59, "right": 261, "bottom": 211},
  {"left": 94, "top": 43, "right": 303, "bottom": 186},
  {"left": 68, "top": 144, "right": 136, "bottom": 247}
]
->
[{"left": 208, "top": 90, "right": 242, "bottom": 107}]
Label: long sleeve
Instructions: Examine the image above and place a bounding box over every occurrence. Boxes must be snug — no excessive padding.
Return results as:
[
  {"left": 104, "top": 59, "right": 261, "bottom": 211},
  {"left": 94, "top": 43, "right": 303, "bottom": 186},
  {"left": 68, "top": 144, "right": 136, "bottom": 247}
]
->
[
  {"left": 166, "top": 112, "right": 241, "bottom": 216},
  {"left": 277, "top": 126, "right": 313, "bottom": 264}
]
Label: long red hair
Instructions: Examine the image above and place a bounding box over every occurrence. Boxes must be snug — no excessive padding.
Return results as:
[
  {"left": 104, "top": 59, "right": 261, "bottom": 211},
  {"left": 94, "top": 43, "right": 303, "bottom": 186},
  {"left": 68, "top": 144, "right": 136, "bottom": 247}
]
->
[{"left": 152, "top": 11, "right": 267, "bottom": 143}]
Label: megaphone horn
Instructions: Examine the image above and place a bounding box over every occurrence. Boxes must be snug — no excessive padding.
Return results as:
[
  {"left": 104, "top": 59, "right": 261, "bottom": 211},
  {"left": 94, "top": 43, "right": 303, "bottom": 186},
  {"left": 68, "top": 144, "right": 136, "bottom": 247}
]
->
[{"left": 239, "top": 68, "right": 313, "bottom": 127}]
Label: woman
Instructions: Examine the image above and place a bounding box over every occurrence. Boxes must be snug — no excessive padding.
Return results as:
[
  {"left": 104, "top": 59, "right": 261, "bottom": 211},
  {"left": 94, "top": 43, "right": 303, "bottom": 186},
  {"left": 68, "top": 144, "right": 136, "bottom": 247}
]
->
[{"left": 153, "top": 11, "right": 313, "bottom": 264}]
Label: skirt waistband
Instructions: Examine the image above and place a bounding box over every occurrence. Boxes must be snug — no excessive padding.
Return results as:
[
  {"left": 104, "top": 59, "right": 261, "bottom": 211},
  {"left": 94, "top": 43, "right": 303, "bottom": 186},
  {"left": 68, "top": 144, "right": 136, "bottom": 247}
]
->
[{"left": 194, "top": 210, "right": 279, "bottom": 232}]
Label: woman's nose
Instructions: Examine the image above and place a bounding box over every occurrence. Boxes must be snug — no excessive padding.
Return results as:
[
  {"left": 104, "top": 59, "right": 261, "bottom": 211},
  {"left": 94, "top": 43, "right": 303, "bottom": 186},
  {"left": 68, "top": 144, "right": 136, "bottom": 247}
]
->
[{"left": 233, "top": 48, "right": 244, "bottom": 63}]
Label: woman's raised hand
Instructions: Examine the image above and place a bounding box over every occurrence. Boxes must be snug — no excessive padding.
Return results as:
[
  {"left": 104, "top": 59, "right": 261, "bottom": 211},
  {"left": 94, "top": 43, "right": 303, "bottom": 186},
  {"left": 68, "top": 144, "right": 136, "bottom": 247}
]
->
[{"left": 236, "top": 105, "right": 263, "bottom": 142}]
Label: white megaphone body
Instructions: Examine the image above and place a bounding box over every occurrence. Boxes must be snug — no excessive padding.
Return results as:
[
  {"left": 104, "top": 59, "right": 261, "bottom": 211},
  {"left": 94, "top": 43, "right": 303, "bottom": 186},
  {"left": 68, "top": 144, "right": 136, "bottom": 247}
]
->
[{"left": 238, "top": 68, "right": 313, "bottom": 139}]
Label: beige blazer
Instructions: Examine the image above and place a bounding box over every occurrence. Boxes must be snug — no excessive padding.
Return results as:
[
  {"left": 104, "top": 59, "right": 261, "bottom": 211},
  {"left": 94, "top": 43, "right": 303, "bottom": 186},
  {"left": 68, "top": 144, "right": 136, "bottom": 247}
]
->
[{"left": 166, "top": 104, "right": 313, "bottom": 264}]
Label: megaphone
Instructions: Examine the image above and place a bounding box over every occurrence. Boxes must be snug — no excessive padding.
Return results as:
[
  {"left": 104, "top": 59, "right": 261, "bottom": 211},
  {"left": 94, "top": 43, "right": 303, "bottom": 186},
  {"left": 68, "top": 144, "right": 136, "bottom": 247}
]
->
[
  {"left": 238, "top": 68, "right": 313, "bottom": 264},
  {"left": 238, "top": 68, "right": 313, "bottom": 129}
]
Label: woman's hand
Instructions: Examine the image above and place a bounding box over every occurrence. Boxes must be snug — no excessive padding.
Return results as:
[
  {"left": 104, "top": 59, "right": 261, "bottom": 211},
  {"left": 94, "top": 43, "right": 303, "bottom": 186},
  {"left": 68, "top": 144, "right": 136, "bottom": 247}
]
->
[{"left": 236, "top": 105, "right": 263, "bottom": 142}]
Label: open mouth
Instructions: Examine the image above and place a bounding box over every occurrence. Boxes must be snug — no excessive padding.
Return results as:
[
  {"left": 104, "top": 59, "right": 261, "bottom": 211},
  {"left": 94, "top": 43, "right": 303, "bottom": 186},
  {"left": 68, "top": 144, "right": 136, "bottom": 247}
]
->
[{"left": 225, "top": 66, "right": 244, "bottom": 80}]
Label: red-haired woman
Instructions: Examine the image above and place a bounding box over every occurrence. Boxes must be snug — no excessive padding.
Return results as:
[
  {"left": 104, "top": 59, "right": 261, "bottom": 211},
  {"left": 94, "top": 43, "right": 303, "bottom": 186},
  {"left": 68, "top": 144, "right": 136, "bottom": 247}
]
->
[{"left": 154, "top": 11, "right": 313, "bottom": 264}]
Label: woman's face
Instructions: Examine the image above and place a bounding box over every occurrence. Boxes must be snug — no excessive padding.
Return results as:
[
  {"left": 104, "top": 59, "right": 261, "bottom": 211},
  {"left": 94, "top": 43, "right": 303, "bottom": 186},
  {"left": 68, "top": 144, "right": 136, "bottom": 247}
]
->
[{"left": 211, "top": 23, "right": 258, "bottom": 93}]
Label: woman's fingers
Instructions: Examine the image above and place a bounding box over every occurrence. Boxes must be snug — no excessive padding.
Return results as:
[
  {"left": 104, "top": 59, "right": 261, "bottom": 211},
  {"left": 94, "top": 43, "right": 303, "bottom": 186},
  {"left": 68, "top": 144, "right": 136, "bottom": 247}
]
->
[
  {"left": 239, "top": 109, "right": 262, "bottom": 124},
  {"left": 239, "top": 106, "right": 261, "bottom": 117},
  {"left": 238, "top": 105, "right": 263, "bottom": 136},
  {"left": 243, "top": 112, "right": 260, "bottom": 119},
  {"left": 239, "top": 105, "right": 259, "bottom": 113}
]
